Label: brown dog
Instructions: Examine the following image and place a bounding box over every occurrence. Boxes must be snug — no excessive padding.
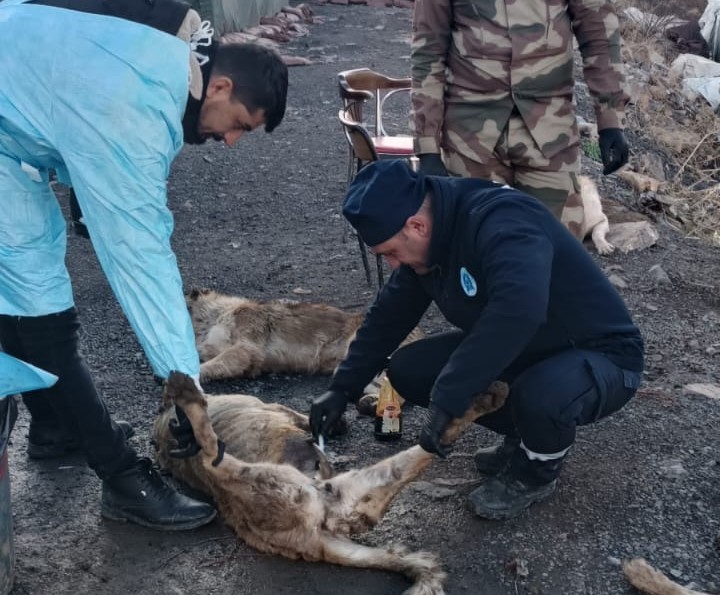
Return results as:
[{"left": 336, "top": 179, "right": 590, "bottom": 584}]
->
[
  {"left": 187, "top": 287, "right": 422, "bottom": 385},
  {"left": 158, "top": 372, "right": 509, "bottom": 595},
  {"left": 153, "top": 391, "right": 334, "bottom": 486}
]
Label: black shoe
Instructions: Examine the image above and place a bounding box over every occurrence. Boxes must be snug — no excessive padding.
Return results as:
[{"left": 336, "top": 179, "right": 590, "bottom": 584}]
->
[
  {"left": 101, "top": 458, "right": 216, "bottom": 531},
  {"left": 28, "top": 420, "right": 135, "bottom": 460},
  {"left": 473, "top": 436, "right": 520, "bottom": 476},
  {"left": 467, "top": 471, "right": 557, "bottom": 520}
]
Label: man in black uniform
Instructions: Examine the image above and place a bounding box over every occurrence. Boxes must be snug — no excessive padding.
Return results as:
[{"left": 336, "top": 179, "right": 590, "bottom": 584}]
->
[{"left": 310, "top": 159, "right": 644, "bottom": 520}]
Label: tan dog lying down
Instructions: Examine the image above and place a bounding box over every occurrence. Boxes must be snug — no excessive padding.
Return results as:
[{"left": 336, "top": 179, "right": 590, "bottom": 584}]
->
[
  {"left": 623, "top": 558, "right": 711, "bottom": 595},
  {"left": 154, "top": 391, "right": 334, "bottom": 484},
  {"left": 156, "top": 372, "right": 509, "bottom": 595},
  {"left": 187, "top": 288, "right": 422, "bottom": 382}
]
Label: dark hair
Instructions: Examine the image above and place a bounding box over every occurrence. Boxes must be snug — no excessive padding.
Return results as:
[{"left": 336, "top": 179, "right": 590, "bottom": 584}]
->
[{"left": 211, "top": 43, "right": 288, "bottom": 133}]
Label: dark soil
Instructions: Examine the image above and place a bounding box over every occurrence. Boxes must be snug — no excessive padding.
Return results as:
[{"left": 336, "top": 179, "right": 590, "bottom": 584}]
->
[{"left": 6, "top": 3, "right": 720, "bottom": 595}]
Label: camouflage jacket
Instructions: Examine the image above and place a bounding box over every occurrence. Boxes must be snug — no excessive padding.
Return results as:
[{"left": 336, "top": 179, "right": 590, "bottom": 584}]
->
[{"left": 411, "top": 0, "right": 630, "bottom": 159}]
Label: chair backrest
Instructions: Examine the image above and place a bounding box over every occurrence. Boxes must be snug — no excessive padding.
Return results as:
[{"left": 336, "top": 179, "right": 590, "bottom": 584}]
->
[
  {"left": 338, "top": 109, "right": 378, "bottom": 164},
  {"left": 337, "top": 68, "right": 411, "bottom": 137}
]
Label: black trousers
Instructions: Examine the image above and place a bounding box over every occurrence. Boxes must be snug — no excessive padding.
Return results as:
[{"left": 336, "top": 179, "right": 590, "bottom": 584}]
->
[
  {"left": 0, "top": 308, "right": 137, "bottom": 478},
  {"left": 387, "top": 331, "right": 640, "bottom": 455}
]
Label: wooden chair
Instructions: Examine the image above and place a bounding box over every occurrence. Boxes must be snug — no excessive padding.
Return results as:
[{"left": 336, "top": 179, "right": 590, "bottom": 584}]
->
[
  {"left": 337, "top": 68, "right": 414, "bottom": 187},
  {"left": 338, "top": 109, "right": 385, "bottom": 287}
]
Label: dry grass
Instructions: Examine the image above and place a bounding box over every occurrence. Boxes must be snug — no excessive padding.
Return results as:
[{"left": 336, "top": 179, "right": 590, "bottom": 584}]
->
[{"left": 615, "top": 0, "right": 720, "bottom": 245}]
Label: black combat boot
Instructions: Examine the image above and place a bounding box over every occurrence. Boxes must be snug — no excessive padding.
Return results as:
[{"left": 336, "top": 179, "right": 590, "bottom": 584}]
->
[
  {"left": 28, "top": 420, "right": 135, "bottom": 459},
  {"left": 468, "top": 449, "right": 565, "bottom": 520},
  {"left": 473, "top": 436, "right": 520, "bottom": 476},
  {"left": 101, "top": 458, "right": 216, "bottom": 531}
]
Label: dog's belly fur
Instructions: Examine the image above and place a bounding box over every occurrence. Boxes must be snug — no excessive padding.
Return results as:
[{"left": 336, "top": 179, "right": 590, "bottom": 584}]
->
[{"left": 153, "top": 393, "right": 333, "bottom": 495}]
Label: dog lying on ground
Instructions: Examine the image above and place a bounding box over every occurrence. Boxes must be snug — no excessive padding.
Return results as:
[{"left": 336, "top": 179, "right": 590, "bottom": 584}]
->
[
  {"left": 623, "top": 558, "right": 710, "bottom": 595},
  {"left": 187, "top": 288, "right": 423, "bottom": 382},
  {"left": 153, "top": 391, "right": 334, "bottom": 484},
  {"left": 156, "top": 372, "right": 509, "bottom": 595},
  {"left": 562, "top": 175, "right": 615, "bottom": 255}
]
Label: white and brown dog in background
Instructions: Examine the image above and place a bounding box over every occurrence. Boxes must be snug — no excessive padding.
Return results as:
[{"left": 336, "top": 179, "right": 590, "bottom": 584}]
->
[{"left": 562, "top": 175, "right": 615, "bottom": 255}]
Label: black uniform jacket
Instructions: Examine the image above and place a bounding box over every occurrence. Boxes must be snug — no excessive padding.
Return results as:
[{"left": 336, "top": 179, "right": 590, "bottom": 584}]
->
[{"left": 331, "top": 176, "right": 644, "bottom": 417}]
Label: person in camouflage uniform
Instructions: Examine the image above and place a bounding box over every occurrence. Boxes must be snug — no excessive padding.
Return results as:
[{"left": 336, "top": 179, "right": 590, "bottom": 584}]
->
[{"left": 410, "top": 0, "right": 631, "bottom": 233}]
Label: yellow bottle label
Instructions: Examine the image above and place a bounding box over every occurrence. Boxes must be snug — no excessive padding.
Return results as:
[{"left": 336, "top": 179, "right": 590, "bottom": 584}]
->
[{"left": 375, "top": 376, "right": 401, "bottom": 418}]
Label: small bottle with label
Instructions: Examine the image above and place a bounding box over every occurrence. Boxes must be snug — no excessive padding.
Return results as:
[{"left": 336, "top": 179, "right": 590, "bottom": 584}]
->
[{"left": 374, "top": 376, "right": 402, "bottom": 442}]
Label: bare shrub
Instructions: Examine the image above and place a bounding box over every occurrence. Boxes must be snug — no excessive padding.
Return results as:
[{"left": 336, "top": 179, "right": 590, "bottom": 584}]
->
[{"left": 614, "top": 1, "right": 720, "bottom": 244}]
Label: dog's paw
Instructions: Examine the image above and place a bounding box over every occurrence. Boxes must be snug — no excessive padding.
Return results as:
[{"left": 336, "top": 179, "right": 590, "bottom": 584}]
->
[{"left": 595, "top": 240, "right": 615, "bottom": 255}]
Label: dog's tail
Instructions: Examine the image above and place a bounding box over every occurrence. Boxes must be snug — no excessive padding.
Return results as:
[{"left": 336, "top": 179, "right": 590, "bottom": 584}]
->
[
  {"left": 623, "top": 558, "right": 710, "bottom": 595},
  {"left": 319, "top": 534, "right": 446, "bottom": 595}
]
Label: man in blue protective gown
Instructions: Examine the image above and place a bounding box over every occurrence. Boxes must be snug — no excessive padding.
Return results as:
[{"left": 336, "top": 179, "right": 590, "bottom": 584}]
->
[
  {"left": 310, "top": 160, "right": 644, "bottom": 520},
  {"left": 0, "top": 0, "right": 288, "bottom": 530}
]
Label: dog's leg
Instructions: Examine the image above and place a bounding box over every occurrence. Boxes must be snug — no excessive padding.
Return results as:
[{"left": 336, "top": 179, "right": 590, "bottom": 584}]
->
[
  {"left": 165, "top": 372, "right": 221, "bottom": 459},
  {"left": 623, "top": 558, "right": 710, "bottom": 595},
  {"left": 319, "top": 533, "right": 446, "bottom": 595},
  {"left": 591, "top": 218, "right": 615, "bottom": 255},
  {"left": 323, "top": 381, "right": 509, "bottom": 533},
  {"left": 199, "top": 341, "right": 265, "bottom": 381}
]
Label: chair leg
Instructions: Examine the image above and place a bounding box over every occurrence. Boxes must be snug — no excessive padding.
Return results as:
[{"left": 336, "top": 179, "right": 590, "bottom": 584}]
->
[
  {"left": 357, "top": 234, "right": 373, "bottom": 286},
  {"left": 375, "top": 254, "right": 384, "bottom": 288}
]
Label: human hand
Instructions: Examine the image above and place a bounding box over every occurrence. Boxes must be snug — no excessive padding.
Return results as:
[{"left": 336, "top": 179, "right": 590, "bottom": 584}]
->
[
  {"left": 168, "top": 405, "right": 201, "bottom": 458},
  {"left": 310, "top": 389, "right": 349, "bottom": 441},
  {"left": 598, "top": 128, "right": 629, "bottom": 175},
  {"left": 418, "top": 153, "right": 449, "bottom": 177},
  {"left": 418, "top": 402, "right": 454, "bottom": 458}
]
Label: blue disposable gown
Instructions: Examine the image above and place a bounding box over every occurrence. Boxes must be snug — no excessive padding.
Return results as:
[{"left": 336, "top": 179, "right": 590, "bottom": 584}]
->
[{"left": 0, "top": 0, "right": 200, "bottom": 379}]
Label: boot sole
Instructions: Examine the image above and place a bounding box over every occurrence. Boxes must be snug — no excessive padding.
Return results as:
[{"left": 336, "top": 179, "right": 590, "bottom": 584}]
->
[
  {"left": 467, "top": 484, "right": 556, "bottom": 521},
  {"left": 101, "top": 503, "right": 217, "bottom": 531}
]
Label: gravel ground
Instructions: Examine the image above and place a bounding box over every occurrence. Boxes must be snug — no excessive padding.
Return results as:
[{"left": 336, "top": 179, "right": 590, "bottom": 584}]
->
[{"left": 5, "top": 3, "right": 720, "bottom": 595}]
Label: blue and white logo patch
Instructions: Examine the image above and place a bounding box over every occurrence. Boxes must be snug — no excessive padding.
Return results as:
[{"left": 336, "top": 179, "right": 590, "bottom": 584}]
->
[{"left": 459, "top": 267, "right": 477, "bottom": 297}]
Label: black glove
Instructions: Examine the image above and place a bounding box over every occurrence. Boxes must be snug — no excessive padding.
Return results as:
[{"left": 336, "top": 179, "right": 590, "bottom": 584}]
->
[
  {"left": 418, "top": 153, "right": 449, "bottom": 177},
  {"left": 310, "top": 389, "right": 350, "bottom": 441},
  {"left": 418, "top": 402, "right": 454, "bottom": 458},
  {"left": 598, "top": 128, "right": 629, "bottom": 175},
  {"left": 168, "top": 405, "right": 201, "bottom": 459}
]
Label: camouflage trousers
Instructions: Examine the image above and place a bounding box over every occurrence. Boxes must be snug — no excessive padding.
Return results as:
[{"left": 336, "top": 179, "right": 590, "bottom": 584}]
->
[{"left": 443, "top": 113, "right": 585, "bottom": 239}]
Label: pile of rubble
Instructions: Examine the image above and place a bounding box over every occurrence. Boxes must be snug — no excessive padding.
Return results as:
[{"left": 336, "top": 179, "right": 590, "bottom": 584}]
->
[
  {"left": 221, "top": 4, "right": 319, "bottom": 66},
  {"left": 315, "top": 0, "right": 414, "bottom": 7}
]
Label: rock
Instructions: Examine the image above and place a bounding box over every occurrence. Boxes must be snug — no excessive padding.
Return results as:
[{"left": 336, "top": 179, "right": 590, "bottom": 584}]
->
[
  {"left": 505, "top": 557, "right": 530, "bottom": 579},
  {"left": 409, "top": 481, "right": 457, "bottom": 499},
  {"left": 433, "top": 477, "right": 483, "bottom": 487},
  {"left": 636, "top": 153, "right": 667, "bottom": 181},
  {"left": 683, "top": 383, "right": 720, "bottom": 400},
  {"left": 606, "top": 221, "right": 659, "bottom": 253},
  {"left": 659, "top": 459, "right": 687, "bottom": 479},
  {"left": 608, "top": 274, "right": 628, "bottom": 289}
]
